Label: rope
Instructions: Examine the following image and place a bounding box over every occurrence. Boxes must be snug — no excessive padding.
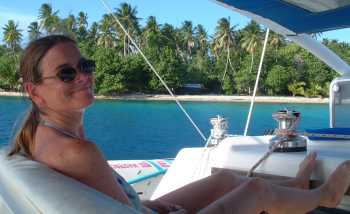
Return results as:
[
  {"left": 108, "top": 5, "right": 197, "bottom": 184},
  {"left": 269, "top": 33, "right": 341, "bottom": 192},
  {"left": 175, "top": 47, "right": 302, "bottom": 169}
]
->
[
  {"left": 244, "top": 29, "right": 270, "bottom": 136},
  {"left": 246, "top": 137, "right": 285, "bottom": 177},
  {"left": 99, "top": 0, "right": 207, "bottom": 142}
]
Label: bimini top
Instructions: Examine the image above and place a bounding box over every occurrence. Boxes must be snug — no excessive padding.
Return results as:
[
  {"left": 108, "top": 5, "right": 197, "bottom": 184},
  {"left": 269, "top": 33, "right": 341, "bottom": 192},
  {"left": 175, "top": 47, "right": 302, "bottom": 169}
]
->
[{"left": 215, "top": 0, "right": 350, "bottom": 34}]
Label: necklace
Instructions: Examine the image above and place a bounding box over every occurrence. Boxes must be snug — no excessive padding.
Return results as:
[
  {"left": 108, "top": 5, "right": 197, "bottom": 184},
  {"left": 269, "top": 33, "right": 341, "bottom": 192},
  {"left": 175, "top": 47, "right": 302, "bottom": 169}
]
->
[{"left": 39, "top": 119, "right": 82, "bottom": 140}]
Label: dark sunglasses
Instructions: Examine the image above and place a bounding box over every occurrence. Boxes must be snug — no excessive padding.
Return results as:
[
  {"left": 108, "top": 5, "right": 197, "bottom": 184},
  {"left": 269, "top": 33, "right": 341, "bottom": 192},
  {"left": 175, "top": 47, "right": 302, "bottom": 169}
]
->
[{"left": 41, "top": 58, "right": 95, "bottom": 83}]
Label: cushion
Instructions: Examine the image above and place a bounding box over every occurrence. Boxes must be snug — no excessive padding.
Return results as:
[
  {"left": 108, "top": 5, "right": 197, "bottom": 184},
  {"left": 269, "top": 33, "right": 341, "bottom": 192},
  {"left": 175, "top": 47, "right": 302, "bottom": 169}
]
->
[{"left": 0, "top": 147, "right": 141, "bottom": 214}]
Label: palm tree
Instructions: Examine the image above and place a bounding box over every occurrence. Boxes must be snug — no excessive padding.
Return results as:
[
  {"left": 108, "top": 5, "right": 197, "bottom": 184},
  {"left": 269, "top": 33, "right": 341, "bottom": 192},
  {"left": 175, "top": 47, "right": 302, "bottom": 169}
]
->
[
  {"left": 88, "top": 22, "right": 99, "bottom": 44},
  {"left": 76, "top": 12, "right": 88, "bottom": 41},
  {"left": 181, "top": 21, "right": 195, "bottom": 58},
  {"left": 62, "top": 14, "right": 76, "bottom": 36},
  {"left": 212, "top": 18, "right": 237, "bottom": 84},
  {"left": 213, "top": 18, "right": 237, "bottom": 57},
  {"left": 141, "top": 16, "right": 161, "bottom": 49},
  {"left": 240, "top": 21, "right": 263, "bottom": 94},
  {"left": 194, "top": 24, "right": 208, "bottom": 55},
  {"left": 160, "top": 24, "right": 180, "bottom": 55},
  {"left": 97, "top": 14, "right": 117, "bottom": 48},
  {"left": 115, "top": 3, "right": 140, "bottom": 56},
  {"left": 77, "top": 12, "right": 88, "bottom": 29},
  {"left": 38, "top": 3, "right": 60, "bottom": 34},
  {"left": 28, "top": 22, "right": 41, "bottom": 41},
  {"left": 269, "top": 31, "right": 284, "bottom": 62},
  {"left": 2, "top": 20, "right": 22, "bottom": 52},
  {"left": 241, "top": 21, "right": 262, "bottom": 74}
]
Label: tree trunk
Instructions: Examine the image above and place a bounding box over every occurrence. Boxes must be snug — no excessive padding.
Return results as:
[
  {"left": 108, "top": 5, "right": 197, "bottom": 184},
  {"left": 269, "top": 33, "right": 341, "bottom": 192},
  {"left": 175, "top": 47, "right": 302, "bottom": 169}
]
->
[
  {"left": 248, "top": 53, "right": 254, "bottom": 95},
  {"left": 221, "top": 46, "right": 230, "bottom": 91},
  {"left": 124, "top": 34, "right": 127, "bottom": 56},
  {"left": 249, "top": 53, "right": 254, "bottom": 73}
]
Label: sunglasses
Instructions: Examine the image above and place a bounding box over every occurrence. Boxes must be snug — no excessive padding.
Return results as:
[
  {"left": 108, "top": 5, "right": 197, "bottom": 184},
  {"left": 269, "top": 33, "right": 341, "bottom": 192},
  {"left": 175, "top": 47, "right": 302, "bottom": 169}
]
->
[{"left": 41, "top": 58, "right": 95, "bottom": 83}]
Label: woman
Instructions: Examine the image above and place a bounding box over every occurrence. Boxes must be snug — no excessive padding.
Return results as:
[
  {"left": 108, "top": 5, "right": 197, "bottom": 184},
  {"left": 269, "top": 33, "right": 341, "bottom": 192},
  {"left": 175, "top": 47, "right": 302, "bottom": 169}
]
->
[{"left": 9, "top": 34, "right": 350, "bottom": 214}]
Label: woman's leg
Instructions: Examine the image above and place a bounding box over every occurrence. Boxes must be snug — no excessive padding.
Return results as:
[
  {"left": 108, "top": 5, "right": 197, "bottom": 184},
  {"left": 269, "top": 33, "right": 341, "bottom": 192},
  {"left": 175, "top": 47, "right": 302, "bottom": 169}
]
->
[
  {"left": 199, "top": 161, "right": 350, "bottom": 214},
  {"left": 154, "top": 153, "right": 316, "bottom": 213}
]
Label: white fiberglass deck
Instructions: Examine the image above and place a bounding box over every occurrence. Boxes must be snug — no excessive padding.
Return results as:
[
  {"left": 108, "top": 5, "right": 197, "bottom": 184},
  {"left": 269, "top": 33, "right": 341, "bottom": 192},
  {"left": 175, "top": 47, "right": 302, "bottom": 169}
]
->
[{"left": 152, "top": 135, "right": 350, "bottom": 210}]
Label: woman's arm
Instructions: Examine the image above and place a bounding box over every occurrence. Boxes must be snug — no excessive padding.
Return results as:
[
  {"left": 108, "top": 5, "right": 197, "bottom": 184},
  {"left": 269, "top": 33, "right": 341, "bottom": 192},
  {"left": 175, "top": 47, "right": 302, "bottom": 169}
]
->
[{"left": 33, "top": 137, "right": 131, "bottom": 205}]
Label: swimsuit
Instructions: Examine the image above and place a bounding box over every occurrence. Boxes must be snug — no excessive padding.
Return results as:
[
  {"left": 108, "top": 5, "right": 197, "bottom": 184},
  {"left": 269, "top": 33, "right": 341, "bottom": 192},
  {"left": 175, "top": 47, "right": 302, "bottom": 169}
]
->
[{"left": 114, "top": 172, "right": 157, "bottom": 214}]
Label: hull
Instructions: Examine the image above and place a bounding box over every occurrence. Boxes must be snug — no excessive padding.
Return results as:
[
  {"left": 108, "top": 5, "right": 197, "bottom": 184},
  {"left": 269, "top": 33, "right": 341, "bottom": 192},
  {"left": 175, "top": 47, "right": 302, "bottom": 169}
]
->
[{"left": 108, "top": 159, "right": 172, "bottom": 200}]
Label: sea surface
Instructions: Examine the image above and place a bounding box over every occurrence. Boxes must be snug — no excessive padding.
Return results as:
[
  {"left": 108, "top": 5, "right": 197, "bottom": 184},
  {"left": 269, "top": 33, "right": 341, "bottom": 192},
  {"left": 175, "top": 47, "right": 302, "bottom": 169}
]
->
[{"left": 0, "top": 96, "right": 328, "bottom": 160}]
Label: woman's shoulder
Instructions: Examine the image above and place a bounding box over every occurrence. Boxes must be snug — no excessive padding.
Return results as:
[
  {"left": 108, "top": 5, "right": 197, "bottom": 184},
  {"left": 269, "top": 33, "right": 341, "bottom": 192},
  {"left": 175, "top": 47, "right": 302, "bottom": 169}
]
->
[
  {"left": 33, "top": 126, "right": 103, "bottom": 176},
  {"left": 34, "top": 125, "right": 95, "bottom": 155}
]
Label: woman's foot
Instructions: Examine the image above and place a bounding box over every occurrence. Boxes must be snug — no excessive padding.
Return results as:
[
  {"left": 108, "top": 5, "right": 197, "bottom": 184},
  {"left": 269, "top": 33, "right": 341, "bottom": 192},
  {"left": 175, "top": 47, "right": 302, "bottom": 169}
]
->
[
  {"left": 295, "top": 152, "right": 317, "bottom": 189},
  {"left": 320, "top": 160, "right": 350, "bottom": 207}
]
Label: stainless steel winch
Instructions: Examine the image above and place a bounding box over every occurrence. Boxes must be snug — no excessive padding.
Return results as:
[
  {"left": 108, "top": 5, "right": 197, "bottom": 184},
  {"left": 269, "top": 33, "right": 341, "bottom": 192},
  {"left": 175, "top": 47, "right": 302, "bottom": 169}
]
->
[
  {"left": 207, "top": 115, "right": 229, "bottom": 146},
  {"left": 269, "top": 109, "right": 307, "bottom": 152}
]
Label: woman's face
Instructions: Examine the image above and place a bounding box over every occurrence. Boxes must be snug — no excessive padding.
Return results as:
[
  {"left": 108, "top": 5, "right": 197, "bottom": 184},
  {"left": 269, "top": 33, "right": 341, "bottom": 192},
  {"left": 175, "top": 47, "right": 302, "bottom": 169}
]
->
[{"left": 34, "top": 42, "right": 94, "bottom": 113}]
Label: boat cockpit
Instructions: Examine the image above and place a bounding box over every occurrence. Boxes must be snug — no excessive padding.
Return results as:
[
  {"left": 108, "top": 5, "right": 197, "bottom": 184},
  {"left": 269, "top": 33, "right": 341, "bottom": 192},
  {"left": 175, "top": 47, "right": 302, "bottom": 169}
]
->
[{"left": 1, "top": 0, "right": 350, "bottom": 213}]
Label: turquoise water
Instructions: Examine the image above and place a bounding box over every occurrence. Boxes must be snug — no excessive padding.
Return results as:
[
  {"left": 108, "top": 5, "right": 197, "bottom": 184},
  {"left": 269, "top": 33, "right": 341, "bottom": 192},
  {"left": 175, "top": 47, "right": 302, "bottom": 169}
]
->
[{"left": 0, "top": 96, "right": 328, "bottom": 160}]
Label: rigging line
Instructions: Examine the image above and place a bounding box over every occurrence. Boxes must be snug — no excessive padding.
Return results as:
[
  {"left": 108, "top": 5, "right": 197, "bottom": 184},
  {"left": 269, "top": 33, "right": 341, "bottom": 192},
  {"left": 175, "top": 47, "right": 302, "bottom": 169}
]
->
[
  {"left": 244, "top": 28, "right": 270, "bottom": 136},
  {"left": 99, "top": 0, "right": 207, "bottom": 142}
]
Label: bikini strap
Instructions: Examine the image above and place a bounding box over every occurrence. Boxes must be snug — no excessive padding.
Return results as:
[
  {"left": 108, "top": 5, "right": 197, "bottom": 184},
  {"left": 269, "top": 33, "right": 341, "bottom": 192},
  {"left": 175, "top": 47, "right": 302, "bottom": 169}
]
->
[{"left": 39, "top": 119, "right": 81, "bottom": 140}]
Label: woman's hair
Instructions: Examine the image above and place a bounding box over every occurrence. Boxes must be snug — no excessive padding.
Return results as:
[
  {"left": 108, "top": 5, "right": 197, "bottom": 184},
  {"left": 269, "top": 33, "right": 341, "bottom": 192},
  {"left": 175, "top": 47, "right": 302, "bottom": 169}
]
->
[{"left": 8, "top": 35, "right": 76, "bottom": 156}]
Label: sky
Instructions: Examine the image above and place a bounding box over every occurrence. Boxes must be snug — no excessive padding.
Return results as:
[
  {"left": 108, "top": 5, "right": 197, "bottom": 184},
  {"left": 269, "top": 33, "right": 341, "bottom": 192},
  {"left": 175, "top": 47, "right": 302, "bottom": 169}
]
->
[{"left": 1, "top": 0, "right": 350, "bottom": 45}]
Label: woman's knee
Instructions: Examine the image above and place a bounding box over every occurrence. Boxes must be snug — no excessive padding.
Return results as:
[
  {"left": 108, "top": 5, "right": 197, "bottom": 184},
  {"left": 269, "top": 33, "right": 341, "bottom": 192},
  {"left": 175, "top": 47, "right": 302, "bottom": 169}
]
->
[
  {"left": 244, "top": 178, "right": 271, "bottom": 200},
  {"left": 215, "top": 168, "right": 245, "bottom": 183},
  {"left": 215, "top": 169, "right": 235, "bottom": 179},
  {"left": 208, "top": 169, "right": 243, "bottom": 198}
]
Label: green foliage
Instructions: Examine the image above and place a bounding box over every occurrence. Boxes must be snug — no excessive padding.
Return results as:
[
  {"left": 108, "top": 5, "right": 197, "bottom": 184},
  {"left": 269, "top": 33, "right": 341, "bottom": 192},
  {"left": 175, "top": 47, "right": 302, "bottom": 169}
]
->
[
  {"left": 2, "top": 20, "right": 22, "bottom": 52},
  {"left": 305, "top": 82, "right": 329, "bottom": 98},
  {"left": 265, "top": 65, "right": 294, "bottom": 95},
  {"left": 222, "top": 77, "right": 235, "bottom": 95},
  {"left": 119, "top": 55, "right": 149, "bottom": 92},
  {"left": 93, "top": 47, "right": 122, "bottom": 94},
  {"left": 148, "top": 47, "right": 184, "bottom": 92},
  {"left": 234, "top": 69, "right": 255, "bottom": 95},
  {"left": 0, "top": 54, "right": 20, "bottom": 90},
  {"left": 98, "top": 73, "right": 126, "bottom": 95},
  {"left": 93, "top": 47, "right": 150, "bottom": 95},
  {"left": 186, "top": 53, "right": 212, "bottom": 84},
  {"left": 288, "top": 82, "right": 306, "bottom": 97},
  {"left": 0, "top": 3, "right": 345, "bottom": 97},
  {"left": 305, "top": 84, "right": 324, "bottom": 98}
]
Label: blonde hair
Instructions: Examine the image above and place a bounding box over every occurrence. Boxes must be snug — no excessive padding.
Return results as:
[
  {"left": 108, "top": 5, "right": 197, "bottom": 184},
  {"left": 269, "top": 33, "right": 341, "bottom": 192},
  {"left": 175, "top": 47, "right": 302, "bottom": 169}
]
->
[{"left": 8, "top": 35, "right": 75, "bottom": 156}]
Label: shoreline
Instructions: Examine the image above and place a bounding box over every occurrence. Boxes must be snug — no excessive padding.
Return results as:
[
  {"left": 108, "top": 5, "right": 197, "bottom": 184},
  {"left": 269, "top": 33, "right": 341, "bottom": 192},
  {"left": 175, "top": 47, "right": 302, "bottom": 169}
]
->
[{"left": 0, "top": 91, "right": 329, "bottom": 104}]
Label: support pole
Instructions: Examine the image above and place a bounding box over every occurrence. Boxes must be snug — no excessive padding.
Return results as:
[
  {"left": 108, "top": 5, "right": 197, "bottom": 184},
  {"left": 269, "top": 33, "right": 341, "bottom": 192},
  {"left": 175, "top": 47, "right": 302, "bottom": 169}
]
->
[{"left": 244, "top": 28, "right": 270, "bottom": 136}]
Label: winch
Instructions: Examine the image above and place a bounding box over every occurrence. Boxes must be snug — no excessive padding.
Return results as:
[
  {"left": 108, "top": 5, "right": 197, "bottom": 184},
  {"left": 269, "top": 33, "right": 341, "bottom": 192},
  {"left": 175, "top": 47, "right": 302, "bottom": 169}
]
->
[
  {"left": 207, "top": 115, "right": 228, "bottom": 146},
  {"left": 269, "top": 109, "right": 307, "bottom": 152}
]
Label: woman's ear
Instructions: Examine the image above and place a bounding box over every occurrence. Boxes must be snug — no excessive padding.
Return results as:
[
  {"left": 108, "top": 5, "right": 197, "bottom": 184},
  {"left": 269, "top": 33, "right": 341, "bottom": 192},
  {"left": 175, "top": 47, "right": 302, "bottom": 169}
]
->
[{"left": 24, "top": 82, "right": 45, "bottom": 107}]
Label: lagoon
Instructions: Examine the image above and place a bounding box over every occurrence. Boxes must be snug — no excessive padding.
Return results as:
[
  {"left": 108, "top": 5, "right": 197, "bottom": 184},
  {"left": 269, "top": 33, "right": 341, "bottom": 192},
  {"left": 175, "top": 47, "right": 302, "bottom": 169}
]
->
[{"left": 0, "top": 96, "right": 328, "bottom": 160}]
